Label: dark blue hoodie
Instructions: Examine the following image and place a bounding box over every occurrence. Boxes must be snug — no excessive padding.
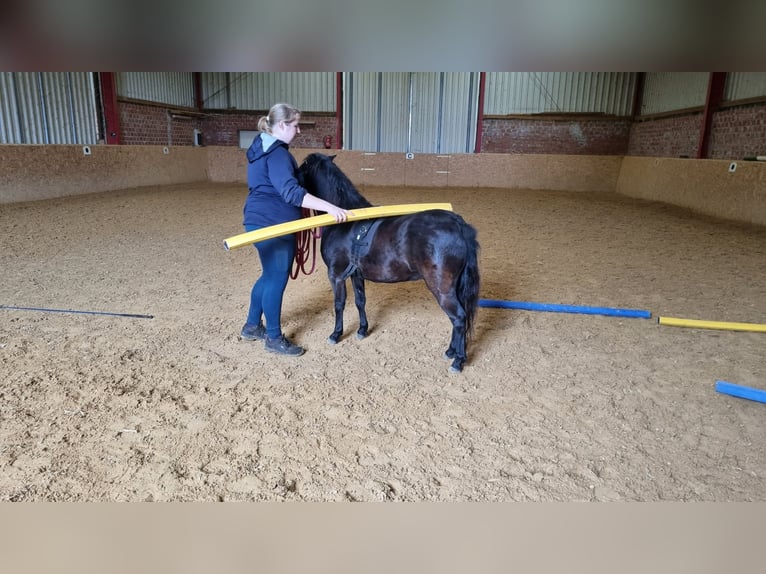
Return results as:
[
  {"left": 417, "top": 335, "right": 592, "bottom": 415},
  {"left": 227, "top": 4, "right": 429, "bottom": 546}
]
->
[{"left": 243, "top": 132, "right": 307, "bottom": 227}]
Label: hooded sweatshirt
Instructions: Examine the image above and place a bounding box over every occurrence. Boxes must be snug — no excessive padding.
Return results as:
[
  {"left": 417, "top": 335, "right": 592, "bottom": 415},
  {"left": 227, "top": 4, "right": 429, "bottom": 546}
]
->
[{"left": 243, "top": 132, "right": 308, "bottom": 227}]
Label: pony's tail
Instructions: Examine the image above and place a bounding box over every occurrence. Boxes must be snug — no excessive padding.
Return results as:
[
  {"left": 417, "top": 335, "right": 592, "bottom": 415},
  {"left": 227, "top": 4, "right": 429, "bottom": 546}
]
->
[{"left": 458, "top": 222, "right": 481, "bottom": 338}]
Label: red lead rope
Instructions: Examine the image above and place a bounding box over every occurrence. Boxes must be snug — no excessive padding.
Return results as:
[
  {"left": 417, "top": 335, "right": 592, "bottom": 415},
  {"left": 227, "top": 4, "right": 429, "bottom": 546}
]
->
[{"left": 290, "top": 208, "right": 322, "bottom": 279}]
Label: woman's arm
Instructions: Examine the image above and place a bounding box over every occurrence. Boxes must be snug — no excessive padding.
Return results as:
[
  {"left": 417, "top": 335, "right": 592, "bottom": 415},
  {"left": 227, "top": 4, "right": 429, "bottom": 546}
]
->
[
  {"left": 267, "top": 149, "right": 351, "bottom": 222},
  {"left": 301, "top": 193, "right": 352, "bottom": 222}
]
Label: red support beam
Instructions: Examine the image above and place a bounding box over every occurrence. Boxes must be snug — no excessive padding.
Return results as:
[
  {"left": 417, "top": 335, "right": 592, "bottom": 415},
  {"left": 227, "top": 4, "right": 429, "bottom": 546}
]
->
[
  {"left": 631, "top": 72, "right": 645, "bottom": 118},
  {"left": 194, "top": 72, "right": 204, "bottom": 111},
  {"left": 474, "top": 72, "right": 486, "bottom": 153},
  {"left": 697, "top": 72, "right": 726, "bottom": 159},
  {"left": 99, "top": 72, "right": 121, "bottom": 144},
  {"left": 335, "top": 72, "right": 343, "bottom": 149}
]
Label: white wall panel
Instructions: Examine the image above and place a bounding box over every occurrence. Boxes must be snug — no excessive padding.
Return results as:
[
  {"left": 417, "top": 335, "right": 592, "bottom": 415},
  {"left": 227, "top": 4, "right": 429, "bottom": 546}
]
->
[
  {"left": 640, "top": 72, "right": 708, "bottom": 115},
  {"left": 200, "top": 72, "right": 232, "bottom": 109},
  {"left": 345, "top": 72, "right": 380, "bottom": 152},
  {"left": 485, "top": 72, "right": 636, "bottom": 116},
  {"left": 344, "top": 72, "right": 478, "bottom": 153},
  {"left": 442, "top": 72, "right": 479, "bottom": 153},
  {"left": 0, "top": 72, "right": 97, "bottom": 144},
  {"left": 0, "top": 72, "right": 22, "bottom": 143},
  {"left": 725, "top": 72, "right": 766, "bottom": 101},
  {"left": 201, "top": 72, "right": 335, "bottom": 111},
  {"left": 410, "top": 73, "right": 439, "bottom": 154},
  {"left": 116, "top": 72, "right": 195, "bottom": 107},
  {"left": 379, "top": 72, "right": 409, "bottom": 152},
  {"left": 41, "top": 73, "right": 73, "bottom": 144},
  {"left": 11, "top": 73, "right": 45, "bottom": 143}
]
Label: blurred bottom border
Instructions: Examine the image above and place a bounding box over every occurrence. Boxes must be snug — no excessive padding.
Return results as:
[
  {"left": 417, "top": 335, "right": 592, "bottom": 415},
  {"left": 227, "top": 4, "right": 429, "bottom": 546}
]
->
[{"left": 0, "top": 502, "right": 761, "bottom": 573}]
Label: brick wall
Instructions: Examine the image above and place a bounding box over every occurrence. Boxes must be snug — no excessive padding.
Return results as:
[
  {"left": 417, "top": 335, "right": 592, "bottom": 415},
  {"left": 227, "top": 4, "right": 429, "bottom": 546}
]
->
[
  {"left": 117, "top": 100, "right": 766, "bottom": 159},
  {"left": 627, "top": 102, "right": 766, "bottom": 159},
  {"left": 708, "top": 103, "right": 766, "bottom": 159},
  {"left": 627, "top": 113, "right": 702, "bottom": 158},
  {"left": 200, "top": 112, "right": 337, "bottom": 149},
  {"left": 481, "top": 117, "right": 632, "bottom": 155},
  {"left": 119, "top": 102, "right": 337, "bottom": 149},
  {"left": 119, "top": 101, "right": 202, "bottom": 146},
  {"left": 200, "top": 112, "right": 258, "bottom": 146}
]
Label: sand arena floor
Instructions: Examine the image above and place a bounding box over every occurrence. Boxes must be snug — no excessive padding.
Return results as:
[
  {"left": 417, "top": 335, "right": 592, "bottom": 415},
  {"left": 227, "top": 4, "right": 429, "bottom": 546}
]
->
[{"left": 1, "top": 182, "right": 764, "bottom": 501}]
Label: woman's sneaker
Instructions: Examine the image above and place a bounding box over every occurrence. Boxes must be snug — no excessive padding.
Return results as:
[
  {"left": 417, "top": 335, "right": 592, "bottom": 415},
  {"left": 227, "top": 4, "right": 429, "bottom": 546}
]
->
[
  {"left": 240, "top": 322, "right": 266, "bottom": 341},
  {"left": 265, "top": 335, "right": 305, "bottom": 356}
]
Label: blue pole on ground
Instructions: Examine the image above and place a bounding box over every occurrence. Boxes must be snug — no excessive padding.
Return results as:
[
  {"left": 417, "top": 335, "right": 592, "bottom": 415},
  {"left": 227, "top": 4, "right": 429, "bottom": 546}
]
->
[
  {"left": 478, "top": 299, "right": 651, "bottom": 319},
  {"left": 715, "top": 380, "right": 766, "bottom": 404}
]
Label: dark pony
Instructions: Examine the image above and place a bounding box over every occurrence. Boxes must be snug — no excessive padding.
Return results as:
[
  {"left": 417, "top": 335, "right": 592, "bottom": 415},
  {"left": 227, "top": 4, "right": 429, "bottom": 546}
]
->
[{"left": 298, "top": 153, "right": 480, "bottom": 372}]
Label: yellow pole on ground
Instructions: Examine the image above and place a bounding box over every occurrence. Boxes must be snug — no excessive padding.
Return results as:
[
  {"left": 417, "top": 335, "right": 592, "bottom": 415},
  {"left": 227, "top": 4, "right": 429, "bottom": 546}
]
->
[
  {"left": 658, "top": 316, "right": 766, "bottom": 333},
  {"left": 223, "top": 203, "right": 453, "bottom": 250}
]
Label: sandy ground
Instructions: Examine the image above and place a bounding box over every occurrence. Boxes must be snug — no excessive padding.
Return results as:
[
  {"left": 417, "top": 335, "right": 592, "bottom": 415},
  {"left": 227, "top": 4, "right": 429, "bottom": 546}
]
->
[{"left": 1, "top": 181, "right": 765, "bottom": 502}]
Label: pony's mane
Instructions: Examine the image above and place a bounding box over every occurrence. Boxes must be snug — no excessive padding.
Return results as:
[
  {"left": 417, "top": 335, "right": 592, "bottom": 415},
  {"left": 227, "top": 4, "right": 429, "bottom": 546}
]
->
[{"left": 302, "top": 153, "right": 373, "bottom": 210}]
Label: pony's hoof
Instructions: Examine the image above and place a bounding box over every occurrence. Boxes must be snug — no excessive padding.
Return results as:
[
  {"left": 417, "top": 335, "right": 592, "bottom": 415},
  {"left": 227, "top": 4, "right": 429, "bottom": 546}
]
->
[
  {"left": 327, "top": 335, "right": 340, "bottom": 345},
  {"left": 356, "top": 330, "right": 368, "bottom": 340}
]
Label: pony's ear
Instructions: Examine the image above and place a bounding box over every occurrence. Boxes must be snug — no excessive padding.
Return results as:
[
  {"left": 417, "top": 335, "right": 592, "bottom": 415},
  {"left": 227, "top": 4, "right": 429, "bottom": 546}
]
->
[{"left": 329, "top": 155, "right": 336, "bottom": 162}]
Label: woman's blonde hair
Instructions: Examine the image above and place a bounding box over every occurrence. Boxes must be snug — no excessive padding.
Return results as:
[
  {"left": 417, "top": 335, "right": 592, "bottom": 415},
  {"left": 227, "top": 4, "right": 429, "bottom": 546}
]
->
[{"left": 258, "top": 102, "right": 301, "bottom": 133}]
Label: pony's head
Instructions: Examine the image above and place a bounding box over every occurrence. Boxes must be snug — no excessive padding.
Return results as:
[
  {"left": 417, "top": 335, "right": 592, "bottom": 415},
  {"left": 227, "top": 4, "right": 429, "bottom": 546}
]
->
[{"left": 298, "top": 153, "right": 372, "bottom": 209}]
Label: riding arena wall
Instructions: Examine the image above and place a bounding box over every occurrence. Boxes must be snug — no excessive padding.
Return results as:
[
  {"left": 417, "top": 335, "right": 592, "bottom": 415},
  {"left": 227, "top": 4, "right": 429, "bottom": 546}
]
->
[{"left": 1, "top": 145, "right": 765, "bottom": 227}]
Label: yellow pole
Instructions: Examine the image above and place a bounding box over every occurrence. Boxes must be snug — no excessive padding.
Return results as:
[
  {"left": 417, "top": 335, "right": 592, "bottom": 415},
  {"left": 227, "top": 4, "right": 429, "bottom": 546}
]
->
[
  {"left": 223, "top": 203, "right": 453, "bottom": 250},
  {"left": 658, "top": 316, "right": 766, "bottom": 333}
]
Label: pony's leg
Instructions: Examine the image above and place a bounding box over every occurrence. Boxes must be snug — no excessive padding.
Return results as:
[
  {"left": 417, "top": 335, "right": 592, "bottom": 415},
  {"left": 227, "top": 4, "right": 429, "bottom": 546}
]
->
[
  {"left": 445, "top": 300, "right": 468, "bottom": 373},
  {"left": 425, "top": 280, "right": 468, "bottom": 372},
  {"left": 350, "top": 271, "right": 369, "bottom": 339},
  {"left": 328, "top": 275, "right": 347, "bottom": 344},
  {"left": 443, "top": 301, "right": 464, "bottom": 359}
]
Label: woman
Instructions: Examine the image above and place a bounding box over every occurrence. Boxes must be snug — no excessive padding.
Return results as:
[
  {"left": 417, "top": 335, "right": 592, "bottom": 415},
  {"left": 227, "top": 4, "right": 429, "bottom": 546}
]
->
[{"left": 240, "top": 102, "right": 350, "bottom": 356}]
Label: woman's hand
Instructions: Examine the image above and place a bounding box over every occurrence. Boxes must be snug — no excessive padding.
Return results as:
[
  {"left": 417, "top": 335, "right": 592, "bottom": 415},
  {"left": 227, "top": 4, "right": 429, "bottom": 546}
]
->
[
  {"left": 301, "top": 193, "right": 353, "bottom": 223},
  {"left": 326, "top": 204, "right": 352, "bottom": 223}
]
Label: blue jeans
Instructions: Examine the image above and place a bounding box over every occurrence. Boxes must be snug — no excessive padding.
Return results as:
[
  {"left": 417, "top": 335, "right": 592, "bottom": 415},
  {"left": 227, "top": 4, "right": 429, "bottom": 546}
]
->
[{"left": 245, "top": 226, "right": 296, "bottom": 339}]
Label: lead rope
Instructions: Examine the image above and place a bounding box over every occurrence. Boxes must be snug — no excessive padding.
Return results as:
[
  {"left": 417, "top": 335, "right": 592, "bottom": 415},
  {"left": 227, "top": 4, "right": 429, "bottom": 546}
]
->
[{"left": 290, "top": 208, "right": 321, "bottom": 279}]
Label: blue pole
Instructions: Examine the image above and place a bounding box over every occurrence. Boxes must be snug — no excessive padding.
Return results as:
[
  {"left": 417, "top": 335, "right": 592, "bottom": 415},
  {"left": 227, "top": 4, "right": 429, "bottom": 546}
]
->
[
  {"left": 715, "top": 380, "right": 766, "bottom": 404},
  {"left": 478, "top": 298, "right": 651, "bottom": 319},
  {"left": 1, "top": 305, "right": 153, "bottom": 319}
]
